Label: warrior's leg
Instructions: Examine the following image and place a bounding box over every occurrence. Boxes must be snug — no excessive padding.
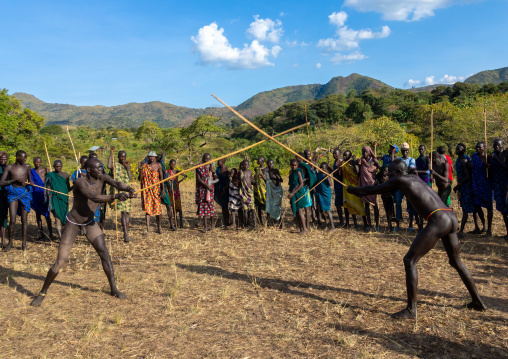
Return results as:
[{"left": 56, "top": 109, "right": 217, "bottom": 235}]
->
[
  {"left": 392, "top": 224, "right": 440, "bottom": 319},
  {"left": 86, "top": 222, "right": 125, "bottom": 299},
  {"left": 21, "top": 207, "right": 29, "bottom": 250},
  {"left": 31, "top": 223, "right": 79, "bottom": 306}
]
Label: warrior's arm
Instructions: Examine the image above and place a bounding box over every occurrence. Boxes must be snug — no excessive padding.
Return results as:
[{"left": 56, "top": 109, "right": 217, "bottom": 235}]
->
[
  {"left": 75, "top": 179, "right": 131, "bottom": 203},
  {"left": 0, "top": 165, "right": 12, "bottom": 186},
  {"left": 347, "top": 178, "right": 398, "bottom": 196},
  {"left": 102, "top": 174, "right": 135, "bottom": 194}
]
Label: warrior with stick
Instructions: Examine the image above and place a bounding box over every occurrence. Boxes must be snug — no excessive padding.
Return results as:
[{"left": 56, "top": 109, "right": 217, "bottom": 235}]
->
[
  {"left": 108, "top": 147, "right": 133, "bottom": 242},
  {"left": 347, "top": 159, "right": 486, "bottom": 318},
  {"left": 30, "top": 158, "right": 135, "bottom": 306}
]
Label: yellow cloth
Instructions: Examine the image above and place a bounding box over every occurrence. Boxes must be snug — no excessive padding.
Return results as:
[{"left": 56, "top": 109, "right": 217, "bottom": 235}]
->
[{"left": 342, "top": 162, "right": 365, "bottom": 216}]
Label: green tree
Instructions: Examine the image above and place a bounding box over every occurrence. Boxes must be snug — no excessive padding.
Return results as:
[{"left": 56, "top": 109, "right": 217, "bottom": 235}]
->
[{"left": 135, "top": 121, "right": 163, "bottom": 143}]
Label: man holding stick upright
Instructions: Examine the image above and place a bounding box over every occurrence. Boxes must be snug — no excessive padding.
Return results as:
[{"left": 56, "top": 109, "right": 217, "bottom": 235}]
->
[{"left": 30, "top": 158, "right": 135, "bottom": 306}]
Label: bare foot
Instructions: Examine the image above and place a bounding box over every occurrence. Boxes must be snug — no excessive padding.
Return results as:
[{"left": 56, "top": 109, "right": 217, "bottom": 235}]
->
[
  {"left": 391, "top": 308, "right": 416, "bottom": 319},
  {"left": 485, "top": 231, "right": 493, "bottom": 238},
  {"left": 457, "top": 232, "right": 465, "bottom": 239},
  {"left": 111, "top": 289, "right": 126, "bottom": 299},
  {"left": 2, "top": 242, "right": 12, "bottom": 252},
  {"left": 123, "top": 235, "right": 131, "bottom": 243},
  {"left": 299, "top": 229, "right": 309, "bottom": 236},
  {"left": 30, "top": 294, "right": 45, "bottom": 306},
  {"left": 466, "top": 301, "right": 487, "bottom": 311},
  {"left": 327, "top": 228, "right": 336, "bottom": 233}
]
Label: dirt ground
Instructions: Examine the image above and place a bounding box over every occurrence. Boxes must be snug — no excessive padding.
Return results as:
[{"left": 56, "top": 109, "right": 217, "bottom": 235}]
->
[{"left": 1, "top": 184, "right": 508, "bottom": 358}]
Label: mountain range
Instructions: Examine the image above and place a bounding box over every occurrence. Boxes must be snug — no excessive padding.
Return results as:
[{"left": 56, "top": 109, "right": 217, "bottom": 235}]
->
[{"left": 13, "top": 67, "right": 507, "bottom": 129}]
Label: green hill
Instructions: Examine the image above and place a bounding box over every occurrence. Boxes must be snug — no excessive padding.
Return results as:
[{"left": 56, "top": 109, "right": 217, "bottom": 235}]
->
[
  {"left": 465, "top": 66, "right": 508, "bottom": 85},
  {"left": 235, "top": 73, "right": 392, "bottom": 118},
  {"left": 12, "top": 93, "right": 228, "bottom": 128}
]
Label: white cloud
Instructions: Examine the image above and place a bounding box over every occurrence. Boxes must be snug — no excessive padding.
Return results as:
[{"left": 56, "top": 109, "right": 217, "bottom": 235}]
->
[
  {"left": 423, "top": 74, "right": 466, "bottom": 85},
  {"left": 344, "top": 0, "right": 456, "bottom": 21},
  {"left": 331, "top": 51, "right": 367, "bottom": 64},
  {"left": 279, "top": 12, "right": 285, "bottom": 17},
  {"left": 329, "top": 11, "right": 348, "bottom": 27},
  {"left": 191, "top": 23, "right": 280, "bottom": 69},
  {"left": 246, "top": 15, "right": 283, "bottom": 43},
  {"left": 317, "top": 11, "right": 390, "bottom": 61},
  {"left": 405, "top": 79, "right": 421, "bottom": 87},
  {"left": 425, "top": 76, "right": 436, "bottom": 85},
  {"left": 271, "top": 45, "right": 282, "bottom": 57},
  {"left": 318, "top": 25, "right": 390, "bottom": 51},
  {"left": 316, "top": 63, "right": 322, "bottom": 69}
]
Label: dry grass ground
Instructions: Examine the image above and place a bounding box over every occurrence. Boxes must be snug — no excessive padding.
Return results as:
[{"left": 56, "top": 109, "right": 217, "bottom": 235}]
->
[{"left": 1, "top": 182, "right": 508, "bottom": 358}]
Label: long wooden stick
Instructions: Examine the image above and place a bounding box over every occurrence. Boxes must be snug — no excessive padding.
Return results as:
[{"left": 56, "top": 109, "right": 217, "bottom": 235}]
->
[
  {"left": 44, "top": 142, "right": 53, "bottom": 172},
  {"left": 430, "top": 109, "right": 434, "bottom": 172},
  {"left": 484, "top": 108, "right": 488, "bottom": 178},
  {"left": 112, "top": 151, "right": 119, "bottom": 245},
  {"left": 111, "top": 123, "right": 309, "bottom": 205},
  {"left": 66, "top": 126, "right": 79, "bottom": 165},
  {"left": 212, "top": 94, "right": 346, "bottom": 188},
  {"left": 305, "top": 105, "right": 311, "bottom": 151},
  {"left": 294, "top": 158, "right": 352, "bottom": 204},
  {"left": 27, "top": 182, "right": 71, "bottom": 197}
]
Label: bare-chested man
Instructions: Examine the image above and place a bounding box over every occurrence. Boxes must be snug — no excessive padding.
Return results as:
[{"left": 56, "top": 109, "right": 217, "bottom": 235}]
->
[
  {"left": 348, "top": 159, "right": 486, "bottom": 319},
  {"left": 30, "top": 158, "right": 135, "bottom": 306},
  {"left": 31, "top": 157, "right": 55, "bottom": 241},
  {"left": 0, "top": 150, "right": 33, "bottom": 251},
  {"left": 253, "top": 156, "right": 267, "bottom": 224},
  {"left": 0, "top": 152, "right": 9, "bottom": 248},
  {"left": 430, "top": 151, "right": 451, "bottom": 207},
  {"left": 239, "top": 160, "right": 258, "bottom": 228}
]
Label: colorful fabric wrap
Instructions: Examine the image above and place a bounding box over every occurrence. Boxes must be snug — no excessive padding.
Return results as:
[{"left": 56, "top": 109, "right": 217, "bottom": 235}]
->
[
  {"left": 289, "top": 168, "right": 312, "bottom": 216},
  {"left": 315, "top": 172, "right": 332, "bottom": 212},
  {"left": 109, "top": 162, "right": 132, "bottom": 213},
  {"left": 253, "top": 167, "right": 267, "bottom": 209},
  {"left": 46, "top": 172, "right": 69, "bottom": 224},
  {"left": 265, "top": 170, "right": 283, "bottom": 220},
  {"left": 141, "top": 163, "right": 162, "bottom": 216},
  {"left": 342, "top": 162, "right": 365, "bottom": 216},
  {"left": 30, "top": 169, "right": 50, "bottom": 217},
  {"left": 6, "top": 185, "right": 32, "bottom": 215},
  {"left": 196, "top": 164, "right": 214, "bottom": 217}
]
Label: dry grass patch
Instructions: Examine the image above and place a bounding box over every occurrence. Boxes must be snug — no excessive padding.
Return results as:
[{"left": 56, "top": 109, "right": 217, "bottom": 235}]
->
[{"left": 1, "top": 184, "right": 508, "bottom": 358}]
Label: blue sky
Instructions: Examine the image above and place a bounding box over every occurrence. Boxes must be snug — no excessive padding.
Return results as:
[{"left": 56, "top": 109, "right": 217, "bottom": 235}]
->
[{"left": 1, "top": 0, "right": 506, "bottom": 109}]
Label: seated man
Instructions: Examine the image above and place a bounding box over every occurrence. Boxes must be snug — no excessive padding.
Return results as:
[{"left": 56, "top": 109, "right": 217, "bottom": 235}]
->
[
  {"left": 30, "top": 158, "right": 135, "bottom": 306},
  {"left": 347, "top": 159, "right": 486, "bottom": 319}
]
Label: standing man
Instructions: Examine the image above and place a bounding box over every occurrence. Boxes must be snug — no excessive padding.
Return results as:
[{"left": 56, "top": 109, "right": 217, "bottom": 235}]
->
[
  {"left": 437, "top": 146, "right": 454, "bottom": 207},
  {"left": 108, "top": 147, "right": 134, "bottom": 242},
  {"left": 30, "top": 158, "right": 135, "bottom": 307},
  {"left": 0, "top": 150, "right": 33, "bottom": 251},
  {"left": 46, "top": 160, "right": 71, "bottom": 239},
  {"left": 454, "top": 144, "right": 483, "bottom": 237},
  {"left": 332, "top": 149, "right": 345, "bottom": 226},
  {"left": 253, "top": 156, "right": 267, "bottom": 224},
  {"left": 239, "top": 160, "right": 257, "bottom": 228},
  {"left": 31, "top": 157, "right": 54, "bottom": 241},
  {"left": 214, "top": 159, "right": 230, "bottom": 227},
  {"left": 167, "top": 159, "right": 186, "bottom": 228},
  {"left": 381, "top": 145, "right": 399, "bottom": 167},
  {"left": 400, "top": 143, "right": 417, "bottom": 231},
  {"left": 471, "top": 142, "right": 493, "bottom": 237},
  {"left": 139, "top": 151, "right": 164, "bottom": 235},
  {"left": 0, "top": 152, "right": 9, "bottom": 248},
  {"left": 490, "top": 139, "right": 508, "bottom": 238},
  {"left": 196, "top": 153, "right": 215, "bottom": 232},
  {"left": 430, "top": 151, "right": 451, "bottom": 207},
  {"left": 265, "top": 159, "right": 283, "bottom": 224},
  {"left": 157, "top": 151, "right": 176, "bottom": 231},
  {"left": 288, "top": 159, "right": 310, "bottom": 235}
]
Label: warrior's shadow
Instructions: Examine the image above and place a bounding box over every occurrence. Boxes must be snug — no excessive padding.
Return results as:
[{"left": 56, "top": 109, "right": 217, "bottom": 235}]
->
[{"left": 0, "top": 265, "right": 97, "bottom": 298}]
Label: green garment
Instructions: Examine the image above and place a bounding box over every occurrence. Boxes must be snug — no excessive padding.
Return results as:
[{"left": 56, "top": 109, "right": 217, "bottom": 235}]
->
[
  {"left": 160, "top": 161, "right": 171, "bottom": 206},
  {"left": 46, "top": 172, "right": 69, "bottom": 224},
  {"left": 253, "top": 167, "right": 267, "bottom": 209},
  {"left": 289, "top": 168, "right": 312, "bottom": 216}
]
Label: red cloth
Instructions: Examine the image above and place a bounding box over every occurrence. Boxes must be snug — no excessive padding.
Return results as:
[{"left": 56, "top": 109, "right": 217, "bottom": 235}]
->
[{"left": 445, "top": 155, "right": 453, "bottom": 181}]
